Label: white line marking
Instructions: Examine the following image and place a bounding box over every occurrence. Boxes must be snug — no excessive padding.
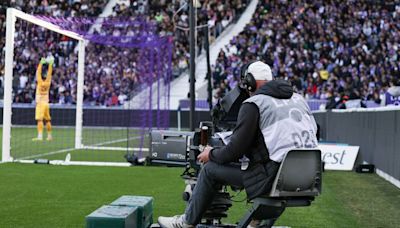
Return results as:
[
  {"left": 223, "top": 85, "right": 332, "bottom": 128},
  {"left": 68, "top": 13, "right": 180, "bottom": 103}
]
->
[
  {"left": 82, "top": 146, "right": 149, "bottom": 152},
  {"left": 16, "top": 135, "right": 147, "bottom": 160},
  {"left": 18, "top": 147, "right": 77, "bottom": 160}
]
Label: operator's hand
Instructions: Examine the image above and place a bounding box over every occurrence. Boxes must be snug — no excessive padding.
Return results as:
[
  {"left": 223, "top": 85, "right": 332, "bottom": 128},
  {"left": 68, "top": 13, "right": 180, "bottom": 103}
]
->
[
  {"left": 40, "top": 57, "right": 46, "bottom": 65},
  {"left": 47, "top": 56, "right": 54, "bottom": 66},
  {"left": 197, "top": 145, "right": 213, "bottom": 164}
]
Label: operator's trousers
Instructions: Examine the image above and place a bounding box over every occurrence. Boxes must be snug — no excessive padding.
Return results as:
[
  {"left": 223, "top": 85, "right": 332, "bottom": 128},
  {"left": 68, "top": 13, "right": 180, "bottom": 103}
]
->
[
  {"left": 185, "top": 160, "right": 280, "bottom": 225},
  {"left": 184, "top": 161, "right": 244, "bottom": 225}
]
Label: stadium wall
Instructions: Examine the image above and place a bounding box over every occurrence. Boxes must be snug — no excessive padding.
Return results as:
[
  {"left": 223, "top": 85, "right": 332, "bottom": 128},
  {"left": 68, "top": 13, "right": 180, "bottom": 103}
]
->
[
  {"left": 0, "top": 106, "right": 211, "bottom": 128},
  {"left": 313, "top": 109, "right": 400, "bottom": 186}
]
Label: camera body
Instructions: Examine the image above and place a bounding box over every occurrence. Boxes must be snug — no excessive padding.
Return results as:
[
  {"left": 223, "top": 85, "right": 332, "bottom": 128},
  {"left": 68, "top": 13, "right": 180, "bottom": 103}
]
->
[
  {"left": 149, "top": 130, "right": 194, "bottom": 167},
  {"left": 148, "top": 85, "right": 248, "bottom": 173}
]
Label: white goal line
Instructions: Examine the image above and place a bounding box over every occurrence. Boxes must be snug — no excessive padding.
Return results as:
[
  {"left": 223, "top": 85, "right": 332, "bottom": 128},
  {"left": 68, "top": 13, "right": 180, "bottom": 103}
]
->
[
  {"left": 16, "top": 135, "right": 149, "bottom": 161},
  {"left": 18, "top": 147, "right": 78, "bottom": 160}
]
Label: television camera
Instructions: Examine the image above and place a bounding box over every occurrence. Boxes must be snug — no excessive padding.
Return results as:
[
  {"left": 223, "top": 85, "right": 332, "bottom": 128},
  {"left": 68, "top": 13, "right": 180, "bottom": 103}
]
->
[
  {"left": 149, "top": 83, "right": 323, "bottom": 227},
  {"left": 148, "top": 85, "right": 249, "bottom": 226}
]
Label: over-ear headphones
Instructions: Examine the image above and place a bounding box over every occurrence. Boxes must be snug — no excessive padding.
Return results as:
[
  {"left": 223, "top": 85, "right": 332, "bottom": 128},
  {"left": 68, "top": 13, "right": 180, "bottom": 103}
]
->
[{"left": 240, "top": 60, "right": 257, "bottom": 92}]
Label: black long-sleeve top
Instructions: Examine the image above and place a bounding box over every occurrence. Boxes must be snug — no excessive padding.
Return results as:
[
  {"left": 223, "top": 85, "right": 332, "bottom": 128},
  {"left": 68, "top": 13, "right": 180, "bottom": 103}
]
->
[{"left": 209, "top": 103, "right": 267, "bottom": 164}]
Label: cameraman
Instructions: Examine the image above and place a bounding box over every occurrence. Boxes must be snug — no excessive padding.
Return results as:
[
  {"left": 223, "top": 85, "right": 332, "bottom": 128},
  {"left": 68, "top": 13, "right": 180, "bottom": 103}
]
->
[{"left": 158, "top": 61, "right": 318, "bottom": 228}]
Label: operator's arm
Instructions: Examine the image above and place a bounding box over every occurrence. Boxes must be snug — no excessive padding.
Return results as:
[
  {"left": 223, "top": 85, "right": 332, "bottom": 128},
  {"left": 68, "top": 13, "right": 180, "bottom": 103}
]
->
[{"left": 209, "top": 103, "right": 259, "bottom": 164}]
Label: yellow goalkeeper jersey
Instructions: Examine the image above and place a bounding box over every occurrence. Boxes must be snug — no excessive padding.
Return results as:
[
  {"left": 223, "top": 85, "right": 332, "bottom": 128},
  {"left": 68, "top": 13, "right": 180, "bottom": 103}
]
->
[{"left": 35, "top": 63, "right": 53, "bottom": 103}]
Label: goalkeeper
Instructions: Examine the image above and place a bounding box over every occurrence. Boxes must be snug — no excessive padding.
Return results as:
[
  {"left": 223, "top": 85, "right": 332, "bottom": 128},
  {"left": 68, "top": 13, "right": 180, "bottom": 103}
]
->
[{"left": 32, "top": 57, "right": 54, "bottom": 141}]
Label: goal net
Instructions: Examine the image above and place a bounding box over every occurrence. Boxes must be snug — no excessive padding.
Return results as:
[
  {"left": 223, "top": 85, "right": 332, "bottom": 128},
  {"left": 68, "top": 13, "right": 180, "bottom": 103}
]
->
[{"left": 2, "top": 8, "right": 172, "bottom": 165}]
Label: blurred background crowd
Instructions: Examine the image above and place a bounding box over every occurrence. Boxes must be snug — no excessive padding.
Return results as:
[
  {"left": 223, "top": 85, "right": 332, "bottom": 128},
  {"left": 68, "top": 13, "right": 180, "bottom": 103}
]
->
[
  {"left": 0, "top": 0, "right": 399, "bottom": 108},
  {"left": 212, "top": 0, "right": 400, "bottom": 108}
]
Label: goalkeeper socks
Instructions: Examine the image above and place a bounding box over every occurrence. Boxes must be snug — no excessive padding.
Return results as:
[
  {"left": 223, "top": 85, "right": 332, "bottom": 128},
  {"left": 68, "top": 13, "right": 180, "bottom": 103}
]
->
[
  {"left": 46, "top": 121, "right": 52, "bottom": 132},
  {"left": 37, "top": 121, "right": 44, "bottom": 139},
  {"left": 46, "top": 122, "right": 53, "bottom": 140}
]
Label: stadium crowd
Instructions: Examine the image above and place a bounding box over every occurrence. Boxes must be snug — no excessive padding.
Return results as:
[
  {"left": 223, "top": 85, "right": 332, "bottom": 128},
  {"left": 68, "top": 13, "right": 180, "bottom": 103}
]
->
[
  {"left": 104, "top": 0, "right": 248, "bottom": 92},
  {"left": 212, "top": 0, "right": 400, "bottom": 108},
  {"left": 0, "top": 0, "right": 248, "bottom": 106},
  {"left": 2, "top": 0, "right": 398, "bottom": 108}
]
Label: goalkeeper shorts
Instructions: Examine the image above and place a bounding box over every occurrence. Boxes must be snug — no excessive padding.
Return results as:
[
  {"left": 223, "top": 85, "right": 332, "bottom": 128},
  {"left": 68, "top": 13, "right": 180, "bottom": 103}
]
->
[{"left": 35, "top": 103, "right": 51, "bottom": 121}]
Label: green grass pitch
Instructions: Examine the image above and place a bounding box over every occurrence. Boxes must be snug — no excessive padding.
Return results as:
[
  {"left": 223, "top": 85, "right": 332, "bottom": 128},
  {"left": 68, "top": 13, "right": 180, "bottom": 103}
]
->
[
  {"left": 1, "top": 126, "right": 149, "bottom": 162},
  {"left": 0, "top": 164, "right": 399, "bottom": 227}
]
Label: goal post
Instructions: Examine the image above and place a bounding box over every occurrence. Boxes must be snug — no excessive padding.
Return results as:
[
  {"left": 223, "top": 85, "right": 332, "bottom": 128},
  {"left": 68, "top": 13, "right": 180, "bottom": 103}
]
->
[
  {"left": 2, "top": 8, "right": 16, "bottom": 162},
  {"left": 2, "top": 8, "right": 172, "bottom": 164},
  {"left": 74, "top": 39, "right": 85, "bottom": 150},
  {"left": 2, "top": 8, "right": 84, "bottom": 162}
]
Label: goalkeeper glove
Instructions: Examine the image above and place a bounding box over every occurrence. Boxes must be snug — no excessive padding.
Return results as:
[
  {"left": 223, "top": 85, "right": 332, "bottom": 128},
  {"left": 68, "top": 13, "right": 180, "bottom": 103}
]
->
[
  {"left": 47, "top": 56, "right": 55, "bottom": 66},
  {"left": 40, "top": 57, "right": 46, "bottom": 65}
]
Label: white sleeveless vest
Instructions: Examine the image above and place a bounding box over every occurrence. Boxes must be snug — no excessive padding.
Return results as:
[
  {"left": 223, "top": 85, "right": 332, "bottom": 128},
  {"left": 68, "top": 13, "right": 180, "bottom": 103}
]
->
[{"left": 244, "top": 93, "right": 318, "bottom": 162}]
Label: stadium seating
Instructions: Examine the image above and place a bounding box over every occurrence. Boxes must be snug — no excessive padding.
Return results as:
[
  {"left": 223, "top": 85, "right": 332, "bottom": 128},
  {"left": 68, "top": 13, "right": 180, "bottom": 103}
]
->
[
  {"left": 212, "top": 0, "right": 400, "bottom": 108},
  {"left": 2, "top": 1, "right": 398, "bottom": 108}
]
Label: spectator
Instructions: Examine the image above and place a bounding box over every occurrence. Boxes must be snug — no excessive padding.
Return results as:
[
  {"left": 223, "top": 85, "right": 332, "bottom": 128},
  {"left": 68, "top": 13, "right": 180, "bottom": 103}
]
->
[{"left": 381, "top": 79, "right": 400, "bottom": 106}]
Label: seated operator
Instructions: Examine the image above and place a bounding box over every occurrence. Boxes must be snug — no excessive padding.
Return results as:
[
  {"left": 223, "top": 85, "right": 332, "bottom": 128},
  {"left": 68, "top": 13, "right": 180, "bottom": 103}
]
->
[{"left": 158, "top": 61, "right": 319, "bottom": 228}]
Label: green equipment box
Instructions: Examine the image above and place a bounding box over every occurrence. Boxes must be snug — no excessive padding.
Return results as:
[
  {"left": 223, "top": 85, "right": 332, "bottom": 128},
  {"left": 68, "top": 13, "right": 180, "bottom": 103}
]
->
[
  {"left": 86, "top": 205, "right": 138, "bottom": 228},
  {"left": 110, "top": 195, "right": 153, "bottom": 228}
]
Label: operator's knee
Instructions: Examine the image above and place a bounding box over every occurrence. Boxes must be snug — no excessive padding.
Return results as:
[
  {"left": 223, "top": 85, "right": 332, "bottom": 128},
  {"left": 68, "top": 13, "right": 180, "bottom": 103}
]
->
[
  {"left": 201, "top": 162, "right": 218, "bottom": 176},
  {"left": 199, "top": 162, "right": 220, "bottom": 188}
]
